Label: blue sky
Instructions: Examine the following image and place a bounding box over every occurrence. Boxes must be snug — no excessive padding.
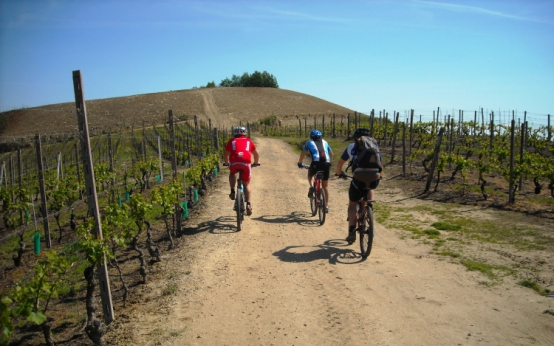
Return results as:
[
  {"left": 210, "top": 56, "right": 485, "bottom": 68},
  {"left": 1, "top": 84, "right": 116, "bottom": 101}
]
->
[{"left": 1, "top": 0, "right": 553, "bottom": 126}]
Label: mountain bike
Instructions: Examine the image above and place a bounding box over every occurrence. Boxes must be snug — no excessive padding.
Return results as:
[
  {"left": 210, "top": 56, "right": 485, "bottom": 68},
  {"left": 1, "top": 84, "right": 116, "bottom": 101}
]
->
[
  {"left": 338, "top": 173, "right": 376, "bottom": 258},
  {"left": 302, "top": 165, "right": 326, "bottom": 225},
  {"left": 223, "top": 163, "right": 260, "bottom": 231}
]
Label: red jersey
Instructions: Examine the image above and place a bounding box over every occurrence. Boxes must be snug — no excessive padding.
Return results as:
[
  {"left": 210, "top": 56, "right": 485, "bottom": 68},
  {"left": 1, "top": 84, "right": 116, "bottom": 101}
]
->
[{"left": 225, "top": 136, "right": 256, "bottom": 164}]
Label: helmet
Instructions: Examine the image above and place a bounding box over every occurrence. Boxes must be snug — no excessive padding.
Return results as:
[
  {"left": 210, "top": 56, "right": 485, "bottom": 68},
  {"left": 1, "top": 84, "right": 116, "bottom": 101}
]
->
[
  {"left": 309, "top": 129, "right": 322, "bottom": 139},
  {"left": 233, "top": 126, "right": 247, "bottom": 137},
  {"left": 353, "top": 128, "right": 370, "bottom": 139}
]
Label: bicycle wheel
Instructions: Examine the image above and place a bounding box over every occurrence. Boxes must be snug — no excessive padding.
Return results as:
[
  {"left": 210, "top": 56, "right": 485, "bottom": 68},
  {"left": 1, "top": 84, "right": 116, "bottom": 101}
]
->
[
  {"left": 359, "top": 205, "right": 374, "bottom": 258},
  {"left": 310, "top": 185, "right": 317, "bottom": 216},
  {"left": 317, "top": 188, "right": 326, "bottom": 225},
  {"left": 236, "top": 189, "right": 243, "bottom": 231}
]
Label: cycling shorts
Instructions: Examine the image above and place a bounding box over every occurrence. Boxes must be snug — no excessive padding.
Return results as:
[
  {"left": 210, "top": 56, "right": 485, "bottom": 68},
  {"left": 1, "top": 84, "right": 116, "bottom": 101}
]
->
[
  {"left": 348, "top": 178, "right": 380, "bottom": 202},
  {"left": 308, "top": 161, "right": 331, "bottom": 180},
  {"left": 229, "top": 162, "right": 252, "bottom": 181}
]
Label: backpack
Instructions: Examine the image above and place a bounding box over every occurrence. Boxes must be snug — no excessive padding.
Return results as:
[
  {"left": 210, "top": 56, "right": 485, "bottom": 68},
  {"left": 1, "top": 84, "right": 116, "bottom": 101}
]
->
[{"left": 351, "top": 136, "right": 382, "bottom": 185}]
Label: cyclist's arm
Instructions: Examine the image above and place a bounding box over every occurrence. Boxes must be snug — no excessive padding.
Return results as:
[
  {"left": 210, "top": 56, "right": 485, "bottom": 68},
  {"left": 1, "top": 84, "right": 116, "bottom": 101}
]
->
[
  {"left": 252, "top": 149, "right": 260, "bottom": 165},
  {"left": 335, "top": 158, "right": 347, "bottom": 176},
  {"left": 298, "top": 151, "right": 306, "bottom": 165},
  {"left": 224, "top": 150, "right": 230, "bottom": 165}
]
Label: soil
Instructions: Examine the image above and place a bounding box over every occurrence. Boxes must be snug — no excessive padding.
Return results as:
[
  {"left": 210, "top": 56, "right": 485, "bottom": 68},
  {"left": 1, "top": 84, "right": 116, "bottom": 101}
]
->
[
  {"left": 0, "top": 88, "right": 355, "bottom": 142},
  {"left": 2, "top": 87, "right": 553, "bottom": 345},
  {"left": 97, "top": 137, "right": 554, "bottom": 346}
]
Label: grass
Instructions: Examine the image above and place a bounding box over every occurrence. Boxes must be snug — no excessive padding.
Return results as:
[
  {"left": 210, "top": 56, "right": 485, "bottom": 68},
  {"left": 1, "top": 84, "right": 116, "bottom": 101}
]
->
[
  {"left": 431, "top": 222, "right": 461, "bottom": 231},
  {"left": 462, "top": 260, "right": 515, "bottom": 281},
  {"left": 518, "top": 279, "right": 546, "bottom": 295},
  {"left": 162, "top": 283, "right": 178, "bottom": 296},
  {"left": 436, "top": 250, "right": 461, "bottom": 258},
  {"left": 463, "top": 260, "right": 497, "bottom": 280}
]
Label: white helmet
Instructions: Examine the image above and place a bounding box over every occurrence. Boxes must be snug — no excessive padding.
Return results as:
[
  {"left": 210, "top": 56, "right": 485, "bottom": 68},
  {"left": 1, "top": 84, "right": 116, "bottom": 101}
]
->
[{"left": 233, "top": 126, "right": 247, "bottom": 136}]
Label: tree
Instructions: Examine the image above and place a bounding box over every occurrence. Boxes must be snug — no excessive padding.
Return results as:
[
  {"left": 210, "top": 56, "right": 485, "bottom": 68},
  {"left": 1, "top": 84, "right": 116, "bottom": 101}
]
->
[{"left": 218, "top": 71, "right": 278, "bottom": 88}]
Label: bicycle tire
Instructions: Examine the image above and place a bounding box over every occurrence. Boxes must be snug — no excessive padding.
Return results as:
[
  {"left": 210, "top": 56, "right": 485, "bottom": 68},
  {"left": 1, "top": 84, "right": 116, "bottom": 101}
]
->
[
  {"left": 310, "top": 185, "right": 317, "bottom": 216},
  {"left": 317, "top": 187, "right": 326, "bottom": 225},
  {"left": 236, "top": 189, "right": 243, "bottom": 231},
  {"left": 360, "top": 205, "right": 374, "bottom": 258}
]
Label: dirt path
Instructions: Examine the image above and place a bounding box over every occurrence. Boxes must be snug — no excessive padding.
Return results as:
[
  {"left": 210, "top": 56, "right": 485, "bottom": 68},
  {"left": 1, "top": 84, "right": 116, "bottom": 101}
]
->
[{"left": 108, "top": 137, "right": 554, "bottom": 345}]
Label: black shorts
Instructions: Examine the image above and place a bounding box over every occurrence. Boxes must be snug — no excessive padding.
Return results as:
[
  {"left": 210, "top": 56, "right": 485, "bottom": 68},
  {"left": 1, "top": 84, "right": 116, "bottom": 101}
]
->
[
  {"left": 308, "top": 161, "right": 331, "bottom": 180},
  {"left": 348, "top": 178, "right": 380, "bottom": 202}
]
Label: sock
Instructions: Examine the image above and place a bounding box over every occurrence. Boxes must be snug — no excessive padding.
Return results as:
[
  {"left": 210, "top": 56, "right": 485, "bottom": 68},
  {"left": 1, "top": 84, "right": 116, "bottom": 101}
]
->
[
  {"left": 348, "top": 225, "right": 355, "bottom": 232},
  {"left": 231, "top": 189, "right": 235, "bottom": 194}
]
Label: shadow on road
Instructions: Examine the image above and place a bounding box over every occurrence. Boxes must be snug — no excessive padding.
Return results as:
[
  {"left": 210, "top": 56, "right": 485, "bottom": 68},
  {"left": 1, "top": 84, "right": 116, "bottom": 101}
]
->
[
  {"left": 252, "top": 211, "right": 321, "bottom": 227},
  {"left": 273, "top": 239, "right": 367, "bottom": 265},
  {"left": 182, "top": 216, "right": 238, "bottom": 235}
]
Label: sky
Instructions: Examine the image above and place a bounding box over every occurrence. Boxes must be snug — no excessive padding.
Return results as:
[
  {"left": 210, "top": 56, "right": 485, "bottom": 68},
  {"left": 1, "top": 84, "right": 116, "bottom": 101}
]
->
[{"left": 1, "top": 0, "right": 553, "bottom": 127}]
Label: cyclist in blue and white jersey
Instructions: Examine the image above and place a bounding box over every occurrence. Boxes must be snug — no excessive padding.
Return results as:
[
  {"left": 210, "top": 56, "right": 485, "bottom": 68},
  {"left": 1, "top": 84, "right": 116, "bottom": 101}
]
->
[{"left": 297, "top": 129, "right": 334, "bottom": 213}]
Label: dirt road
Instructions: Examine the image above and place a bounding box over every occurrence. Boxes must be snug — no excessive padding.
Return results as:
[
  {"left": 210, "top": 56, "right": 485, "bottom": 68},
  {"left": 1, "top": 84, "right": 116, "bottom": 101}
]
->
[{"left": 108, "top": 137, "right": 554, "bottom": 345}]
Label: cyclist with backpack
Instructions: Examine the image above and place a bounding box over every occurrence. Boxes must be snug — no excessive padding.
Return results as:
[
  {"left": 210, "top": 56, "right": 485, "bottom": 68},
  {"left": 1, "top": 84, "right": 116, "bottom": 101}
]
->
[
  {"left": 335, "top": 128, "right": 383, "bottom": 243},
  {"left": 224, "top": 126, "right": 260, "bottom": 216},
  {"left": 297, "top": 129, "right": 334, "bottom": 213}
]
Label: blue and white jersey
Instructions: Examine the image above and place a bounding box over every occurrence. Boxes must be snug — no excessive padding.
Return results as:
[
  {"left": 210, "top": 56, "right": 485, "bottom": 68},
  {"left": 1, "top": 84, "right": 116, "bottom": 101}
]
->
[
  {"left": 340, "top": 143, "right": 357, "bottom": 161},
  {"left": 303, "top": 139, "right": 332, "bottom": 162}
]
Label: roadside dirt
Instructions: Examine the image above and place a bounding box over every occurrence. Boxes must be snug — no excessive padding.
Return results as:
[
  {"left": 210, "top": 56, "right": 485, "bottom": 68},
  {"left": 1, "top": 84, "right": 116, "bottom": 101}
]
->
[{"left": 105, "top": 137, "right": 554, "bottom": 345}]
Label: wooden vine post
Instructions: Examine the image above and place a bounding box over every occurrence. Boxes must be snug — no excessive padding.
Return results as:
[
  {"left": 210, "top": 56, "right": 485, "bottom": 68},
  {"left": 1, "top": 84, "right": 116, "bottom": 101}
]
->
[
  {"left": 72, "top": 70, "right": 115, "bottom": 325},
  {"left": 424, "top": 127, "right": 445, "bottom": 193},
  {"left": 18, "top": 149, "right": 24, "bottom": 224},
  {"left": 402, "top": 121, "right": 407, "bottom": 176},
  {"left": 409, "top": 109, "right": 414, "bottom": 155},
  {"left": 390, "top": 112, "right": 399, "bottom": 164},
  {"left": 168, "top": 110, "right": 182, "bottom": 234},
  {"left": 508, "top": 119, "right": 516, "bottom": 203},
  {"left": 35, "top": 134, "right": 51, "bottom": 248},
  {"left": 158, "top": 135, "right": 163, "bottom": 181}
]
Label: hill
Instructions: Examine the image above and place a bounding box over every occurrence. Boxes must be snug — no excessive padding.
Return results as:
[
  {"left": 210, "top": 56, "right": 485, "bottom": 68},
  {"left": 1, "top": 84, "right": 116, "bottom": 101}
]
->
[{"left": 0, "top": 87, "right": 356, "bottom": 141}]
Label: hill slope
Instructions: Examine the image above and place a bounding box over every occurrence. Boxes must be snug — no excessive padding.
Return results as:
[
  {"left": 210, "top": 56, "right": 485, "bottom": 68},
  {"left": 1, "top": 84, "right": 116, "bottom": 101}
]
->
[{"left": 0, "top": 88, "right": 356, "bottom": 140}]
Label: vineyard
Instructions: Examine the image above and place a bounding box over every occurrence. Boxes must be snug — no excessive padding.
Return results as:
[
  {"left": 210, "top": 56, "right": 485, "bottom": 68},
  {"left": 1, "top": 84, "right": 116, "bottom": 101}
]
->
[{"left": 0, "top": 104, "right": 552, "bottom": 345}]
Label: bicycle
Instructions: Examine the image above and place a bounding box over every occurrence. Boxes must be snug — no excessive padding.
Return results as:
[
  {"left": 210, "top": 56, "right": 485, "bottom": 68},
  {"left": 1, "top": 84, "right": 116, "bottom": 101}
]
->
[
  {"left": 301, "top": 165, "right": 326, "bottom": 225},
  {"left": 338, "top": 172, "right": 376, "bottom": 258},
  {"left": 223, "top": 162, "right": 260, "bottom": 231}
]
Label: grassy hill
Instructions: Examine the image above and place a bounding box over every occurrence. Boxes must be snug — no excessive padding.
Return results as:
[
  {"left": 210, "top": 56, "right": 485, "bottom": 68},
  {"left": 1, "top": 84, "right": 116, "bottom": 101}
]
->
[{"left": 0, "top": 87, "right": 357, "bottom": 141}]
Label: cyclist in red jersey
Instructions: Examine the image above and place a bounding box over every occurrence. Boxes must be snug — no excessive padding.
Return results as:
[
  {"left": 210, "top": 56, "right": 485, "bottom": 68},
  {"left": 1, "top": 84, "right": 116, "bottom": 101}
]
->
[{"left": 224, "top": 126, "right": 260, "bottom": 216}]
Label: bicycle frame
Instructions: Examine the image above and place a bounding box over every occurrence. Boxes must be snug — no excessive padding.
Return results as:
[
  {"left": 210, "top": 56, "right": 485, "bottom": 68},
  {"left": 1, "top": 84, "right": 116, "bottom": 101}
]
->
[
  {"left": 339, "top": 174, "right": 375, "bottom": 258},
  {"left": 304, "top": 166, "right": 326, "bottom": 225}
]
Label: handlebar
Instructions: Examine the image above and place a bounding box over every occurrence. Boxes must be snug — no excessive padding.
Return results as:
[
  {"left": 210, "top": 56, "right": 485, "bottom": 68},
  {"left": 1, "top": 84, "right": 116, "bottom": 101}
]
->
[
  {"left": 335, "top": 172, "right": 351, "bottom": 180},
  {"left": 222, "top": 162, "right": 260, "bottom": 167}
]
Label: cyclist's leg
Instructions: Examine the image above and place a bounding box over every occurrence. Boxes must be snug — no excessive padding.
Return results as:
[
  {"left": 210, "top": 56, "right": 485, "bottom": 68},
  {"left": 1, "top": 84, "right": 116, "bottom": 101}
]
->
[
  {"left": 307, "top": 162, "right": 316, "bottom": 197},
  {"left": 346, "top": 180, "right": 363, "bottom": 242},
  {"left": 322, "top": 179, "right": 330, "bottom": 207},
  {"left": 366, "top": 179, "right": 381, "bottom": 203},
  {"left": 228, "top": 164, "right": 238, "bottom": 199},
  {"left": 321, "top": 162, "right": 331, "bottom": 207},
  {"left": 240, "top": 164, "right": 253, "bottom": 203}
]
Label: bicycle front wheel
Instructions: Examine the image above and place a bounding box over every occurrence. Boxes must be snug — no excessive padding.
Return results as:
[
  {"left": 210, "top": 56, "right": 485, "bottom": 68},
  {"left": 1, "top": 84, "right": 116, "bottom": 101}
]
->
[
  {"left": 317, "top": 188, "right": 326, "bottom": 225},
  {"left": 236, "top": 190, "right": 243, "bottom": 231},
  {"left": 359, "top": 205, "right": 374, "bottom": 258}
]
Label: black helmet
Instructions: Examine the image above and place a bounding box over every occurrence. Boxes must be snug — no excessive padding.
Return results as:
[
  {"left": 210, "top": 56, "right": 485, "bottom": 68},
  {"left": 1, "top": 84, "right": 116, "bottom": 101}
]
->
[{"left": 353, "top": 128, "right": 370, "bottom": 139}]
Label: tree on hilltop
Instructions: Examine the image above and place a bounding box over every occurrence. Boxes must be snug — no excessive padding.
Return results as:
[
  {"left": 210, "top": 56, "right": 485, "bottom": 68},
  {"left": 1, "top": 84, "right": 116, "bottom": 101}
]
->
[{"left": 219, "top": 71, "right": 278, "bottom": 88}]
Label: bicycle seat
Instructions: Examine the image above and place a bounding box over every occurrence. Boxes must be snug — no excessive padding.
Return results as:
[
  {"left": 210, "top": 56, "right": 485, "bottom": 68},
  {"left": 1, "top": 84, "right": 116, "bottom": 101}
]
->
[{"left": 315, "top": 171, "right": 324, "bottom": 179}]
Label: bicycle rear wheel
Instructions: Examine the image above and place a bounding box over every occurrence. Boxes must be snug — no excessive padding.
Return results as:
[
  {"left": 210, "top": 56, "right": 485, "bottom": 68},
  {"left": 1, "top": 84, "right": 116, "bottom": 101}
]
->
[
  {"left": 236, "top": 190, "right": 243, "bottom": 231},
  {"left": 317, "top": 188, "right": 326, "bottom": 225},
  {"left": 310, "top": 185, "right": 317, "bottom": 216},
  {"left": 359, "top": 205, "right": 374, "bottom": 258}
]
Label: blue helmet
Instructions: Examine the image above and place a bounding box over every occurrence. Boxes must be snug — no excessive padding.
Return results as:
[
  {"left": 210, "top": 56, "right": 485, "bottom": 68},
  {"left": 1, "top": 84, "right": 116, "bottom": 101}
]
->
[{"left": 310, "top": 129, "right": 322, "bottom": 139}]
